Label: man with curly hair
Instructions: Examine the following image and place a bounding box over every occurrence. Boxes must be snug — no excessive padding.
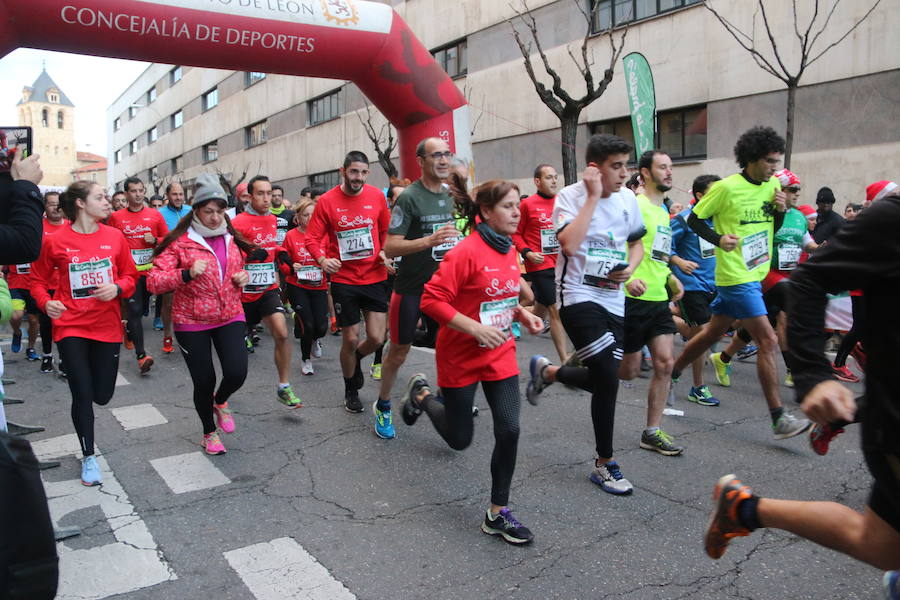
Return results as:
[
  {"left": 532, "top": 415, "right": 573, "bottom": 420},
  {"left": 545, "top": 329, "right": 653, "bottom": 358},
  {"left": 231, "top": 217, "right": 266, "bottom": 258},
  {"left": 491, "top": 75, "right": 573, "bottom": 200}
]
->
[{"left": 668, "top": 126, "right": 811, "bottom": 441}]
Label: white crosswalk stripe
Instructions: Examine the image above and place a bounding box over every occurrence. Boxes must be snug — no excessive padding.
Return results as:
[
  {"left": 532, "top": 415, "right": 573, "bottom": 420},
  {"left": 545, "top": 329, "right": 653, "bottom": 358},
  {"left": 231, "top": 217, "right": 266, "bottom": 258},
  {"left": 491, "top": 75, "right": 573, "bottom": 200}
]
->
[
  {"left": 110, "top": 403, "right": 167, "bottom": 430},
  {"left": 149, "top": 451, "right": 231, "bottom": 494}
]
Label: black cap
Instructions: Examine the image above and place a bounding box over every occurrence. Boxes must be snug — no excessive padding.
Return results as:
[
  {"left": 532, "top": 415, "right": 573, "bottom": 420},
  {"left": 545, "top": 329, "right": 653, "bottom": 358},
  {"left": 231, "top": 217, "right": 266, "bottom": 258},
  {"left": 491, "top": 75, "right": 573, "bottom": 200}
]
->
[{"left": 816, "top": 187, "right": 836, "bottom": 204}]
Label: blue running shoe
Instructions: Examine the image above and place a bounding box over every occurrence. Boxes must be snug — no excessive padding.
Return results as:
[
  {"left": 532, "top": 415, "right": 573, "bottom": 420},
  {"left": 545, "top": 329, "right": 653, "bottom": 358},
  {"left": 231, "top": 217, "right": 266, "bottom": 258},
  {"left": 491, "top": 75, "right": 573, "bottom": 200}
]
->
[
  {"left": 26, "top": 348, "right": 39, "bottom": 361},
  {"left": 525, "top": 355, "right": 552, "bottom": 406},
  {"left": 373, "top": 402, "right": 396, "bottom": 439},
  {"left": 590, "top": 460, "right": 633, "bottom": 495},
  {"left": 688, "top": 385, "right": 720, "bottom": 407},
  {"left": 884, "top": 571, "right": 899, "bottom": 600},
  {"left": 511, "top": 321, "right": 521, "bottom": 340},
  {"left": 153, "top": 317, "right": 164, "bottom": 331},
  {"left": 11, "top": 332, "right": 21, "bottom": 353},
  {"left": 736, "top": 344, "right": 758, "bottom": 360},
  {"left": 81, "top": 455, "right": 102, "bottom": 486}
]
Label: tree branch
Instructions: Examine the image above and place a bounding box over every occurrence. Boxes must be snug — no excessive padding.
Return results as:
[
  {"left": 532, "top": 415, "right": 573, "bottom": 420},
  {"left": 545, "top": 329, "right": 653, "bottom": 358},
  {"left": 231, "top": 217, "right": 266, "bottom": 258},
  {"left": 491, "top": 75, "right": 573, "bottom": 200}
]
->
[
  {"left": 806, "top": 0, "right": 882, "bottom": 69},
  {"left": 703, "top": 0, "right": 788, "bottom": 83}
]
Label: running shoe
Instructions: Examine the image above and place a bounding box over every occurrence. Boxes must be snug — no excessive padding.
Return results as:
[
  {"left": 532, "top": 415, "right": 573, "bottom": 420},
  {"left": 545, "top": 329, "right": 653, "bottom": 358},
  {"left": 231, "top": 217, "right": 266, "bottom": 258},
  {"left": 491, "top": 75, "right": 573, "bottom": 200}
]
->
[
  {"left": 525, "top": 355, "right": 552, "bottom": 406},
  {"left": 26, "top": 348, "right": 38, "bottom": 361},
  {"left": 352, "top": 354, "right": 364, "bottom": 390},
  {"left": 372, "top": 402, "right": 395, "bottom": 439},
  {"left": 640, "top": 429, "right": 685, "bottom": 456},
  {"left": 541, "top": 320, "right": 551, "bottom": 334},
  {"left": 851, "top": 343, "right": 866, "bottom": 372},
  {"left": 589, "top": 460, "right": 633, "bottom": 495},
  {"left": 10, "top": 332, "right": 21, "bottom": 353},
  {"left": 370, "top": 363, "right": 382, "bottom": 381},
  {"left": 123, "top": 322, "right": 134, "bottom": 350},
  {"left": 138, "top": 354, "right": 154, "bottom": 374},
  {"left": 312, "top": 339, "right": 323, "bottom": 358},
  {"left": 736, "top": 344, "right": 758, "bottom": 360},
  {"left": 80, "top": 455, "right": 102, "bottom": 486},
  {"left": 330, "top": 317, "right": 341, "bottom": 336},
  {"left": 710, "top": 352, "right": 732, "bottom": 387},
  {"left": 40, "top": 356, "right": 53, "bottom": 374},
  {"left": 687, "top": 385, "right": 720, "bottom": 407},
  {"left": 251, "top": 333, "right": 261, "bottom": 346},
  {"left": 511, "top": 321, "right": 521, "bottom": 340},
  {"left": 401, "top": 373, "right": 428, "bottom": 426},
  {"left": 344, "top": 390, "right": 363, "bottom": 413},
  {"left": 809, "top": 422, "right": 845, "bottom": 456},
  {"left": 704, "top": 474, "right": 754, "bottom": 559},
  {"left": 162, "top": 336, "right": 174, "bottom": 354},
  {"left": 301, "top": 359, "right": 314, "bottom": 376},
  {"left": 153, "top": 317, "right": 163, "bottom": 331},
  {"left": 772, "top": 412, "right": 812, "bottom": 440},
  {"left": 245, "top": 335, "right": 255, "bottom": 353},
  {"left": 277, "top": 386, "right": 302, "bottom": 409},
  {"left": 831, "top": 363, "right": 860, "bottom": 383},
  {"left": 202, "top": 432, "right": 227, "bottom": 455},
  {"left": 481, "top": 508, "right": 534, "bottom": 545},
  {"left": 784, "top": 370, "right": 794, "bottom": 388},
  {"left": 884, "top": 571, "right": 900, "bottom": 600},
  {"left": 213, "top": 402, "right": 235, "bottom": 434},
  {"left": 58, "top": 361, "right": 67, "bottom": 379}
]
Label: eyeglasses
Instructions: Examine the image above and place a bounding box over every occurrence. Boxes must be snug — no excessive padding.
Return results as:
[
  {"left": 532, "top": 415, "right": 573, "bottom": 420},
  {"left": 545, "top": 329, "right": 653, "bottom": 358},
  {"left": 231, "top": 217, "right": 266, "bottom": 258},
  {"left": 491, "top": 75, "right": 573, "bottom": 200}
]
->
[
  {"left": 423, "top": 151, "right": 453, "bottom": 161},
  {"left": 764, "top": 157, "right": 781, "bottom": 165}
]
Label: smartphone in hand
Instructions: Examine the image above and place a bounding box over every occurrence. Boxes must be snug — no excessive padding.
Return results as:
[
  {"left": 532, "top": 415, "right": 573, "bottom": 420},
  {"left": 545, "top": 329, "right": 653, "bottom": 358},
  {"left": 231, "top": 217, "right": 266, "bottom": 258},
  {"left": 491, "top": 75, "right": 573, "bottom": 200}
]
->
[{"left": 0, "top": 126, "right": 33, "bottom": 173}]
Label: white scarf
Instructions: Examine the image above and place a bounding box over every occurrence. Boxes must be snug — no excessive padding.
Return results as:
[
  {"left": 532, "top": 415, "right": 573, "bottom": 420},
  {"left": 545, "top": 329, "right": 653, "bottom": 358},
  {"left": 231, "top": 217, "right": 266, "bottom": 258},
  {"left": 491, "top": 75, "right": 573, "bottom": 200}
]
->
[{"left": 191, "top": 216, "right": 227, "bottom": 237}]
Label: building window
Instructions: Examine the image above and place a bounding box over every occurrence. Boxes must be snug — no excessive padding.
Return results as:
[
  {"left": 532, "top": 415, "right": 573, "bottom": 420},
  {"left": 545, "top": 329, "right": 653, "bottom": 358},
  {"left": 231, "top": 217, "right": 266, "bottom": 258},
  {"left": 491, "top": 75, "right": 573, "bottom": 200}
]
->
[
  {"left": 130, "top": 139, "right": 139, "bottom": 155},
  {"left": 149, "top": 166, "right": 159, "bottom": 184},
  {"left": 41, "top": 108, "right": 48, "bottom": 127},
  {"left": 115, "top": 149, "right": 123, "bottom": 164},
  {"left": 591, "top": 104, "right": 707, "bottom": 162},
  {"left": 147, "top": 87, "right": 157, "bottom": 104},
  {"left": 203, "top": 141, "right": 218, "bottom": 163},
  {"left": 57, "top": 110, "right": 64, "bottom": 129},
  {"left": 246, "top": 72, "right": 266, "bottom": 86},
  {"left": 202, "top": 88, "right": 219, "bottom": 111},
  {"left": 170, "top": 66, "right": 182, "bottom": 85},
  {"left": 308, "top": 88, "right": 342, "bottom": 126},
  {"left": 148, "top": 126, "right": 158, "bottom": 144},
  {"left": 171, "top": 110, "right": 183, "bottom": 130},
  {"left": 309, "top": 169, "right": 341, "bottom": 189},
  {"left": 171, "top": 155, "right": 183, "bottom": 174},
  {"left": 48, "top": 92, "right": 59, "bottom": 103},
  {"left": 245, "top": 121, "right": 268, "bottom": 148},
  {"left": 432, "top": 39, "right": 467, "bottom": 79},
  {"left": 129, "top": 105, "right": 138, "bottom": 119},
  {"left": 591, "top": 0, "right": 700, "bottom": 32},
  {"left": 114, "top": 117, "right": 121, "bottom": 131}
]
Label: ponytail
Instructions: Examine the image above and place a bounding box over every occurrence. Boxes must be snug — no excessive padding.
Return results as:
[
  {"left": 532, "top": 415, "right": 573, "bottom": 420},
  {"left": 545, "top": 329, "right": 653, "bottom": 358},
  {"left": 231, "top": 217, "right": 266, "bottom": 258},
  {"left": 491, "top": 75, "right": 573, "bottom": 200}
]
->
[{"left": 447, "top": 171, "right": 478, "bottom": 234}]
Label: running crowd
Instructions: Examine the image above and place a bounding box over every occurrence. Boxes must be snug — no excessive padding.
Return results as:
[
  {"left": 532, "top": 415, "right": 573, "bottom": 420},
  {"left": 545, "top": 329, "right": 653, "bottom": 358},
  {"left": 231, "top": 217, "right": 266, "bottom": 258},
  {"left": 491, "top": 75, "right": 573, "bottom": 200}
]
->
[{"left": 4, "top": 126, "right": 898, "bottom": 593}]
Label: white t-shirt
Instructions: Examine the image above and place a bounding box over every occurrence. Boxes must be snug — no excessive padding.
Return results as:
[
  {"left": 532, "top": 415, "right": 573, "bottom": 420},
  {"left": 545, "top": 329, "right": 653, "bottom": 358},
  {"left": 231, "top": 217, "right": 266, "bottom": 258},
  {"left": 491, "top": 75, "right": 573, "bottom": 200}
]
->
[{"left": 552, "top": 182, "right": 645, "bottom": 317}]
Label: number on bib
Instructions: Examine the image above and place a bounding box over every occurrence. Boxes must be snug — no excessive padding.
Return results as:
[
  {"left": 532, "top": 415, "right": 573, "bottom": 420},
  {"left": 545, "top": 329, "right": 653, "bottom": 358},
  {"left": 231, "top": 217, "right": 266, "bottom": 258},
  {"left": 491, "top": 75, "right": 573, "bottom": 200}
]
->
[
  {"left": 296, "top": 265, "right": 323, "bottom": 284},
  {"left": 777, "top": 243, "right": 801, "bottom": 271},
  {"left": 68, "top": 258, "right": 113, "bottom": 299},
  {"left": 650, "top": 225, "right": 672, "bottom": 263},
  {"left": 337, "top": 226, "right": 375, "bottom": 261},
  {"left": 698, "top": 237, "right": 716, "bottom": 259},
  {"left": 583, "top": 247, "right": 627, "bottom": 289},
  {"left": 479, "top": 296, "right": 517, "bottom": 334},
  {"left": 540, "top": 228, "right": 559, "bottom": 254},
  {"left": 431, "top": 223, "right": 462, "bottom": 262},
  {"left": 243, "top": 262, "right": 277, "bottom": 293},
  {"left": 130, "top": 248, "right": 153, "bottom": 266},
  {"left": 741, "top": 230, "right": 770, "bottom": 271}
]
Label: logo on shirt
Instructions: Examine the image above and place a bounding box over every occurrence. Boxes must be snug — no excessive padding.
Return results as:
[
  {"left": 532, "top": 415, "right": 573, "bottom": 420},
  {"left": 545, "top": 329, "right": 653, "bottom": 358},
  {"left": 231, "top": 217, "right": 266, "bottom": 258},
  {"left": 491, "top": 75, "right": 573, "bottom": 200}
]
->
[
  {"left": 537, "top": 213, "right": 553, "bottom": 226},
  {"left": 100, "top": 245, "right": 112, "bottom": 250},
  {"left": 363, "top": 205, "right": 373, "bottom": 210},
  {"left": 122, "top": 224, "right": 151, "bottom": 235},
  {"left": 336, "top": 207, "right": 348, "bottom": 213},
  {"left": 65, "top": 247, "right": 80, "bottom": 253},
  {"left": 485, "top": 278, "right": 520, "bottom": 298},
  {"left": 337, "top": 215, "right": 373, "bottom": 229}
]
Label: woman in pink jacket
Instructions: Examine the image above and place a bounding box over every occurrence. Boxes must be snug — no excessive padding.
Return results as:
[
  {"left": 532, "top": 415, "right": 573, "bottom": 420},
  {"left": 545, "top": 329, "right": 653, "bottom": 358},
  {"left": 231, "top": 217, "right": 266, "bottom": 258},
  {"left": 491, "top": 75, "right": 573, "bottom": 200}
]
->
[{"left": 148, "top": 174, "right": 254, "bottom": 455}]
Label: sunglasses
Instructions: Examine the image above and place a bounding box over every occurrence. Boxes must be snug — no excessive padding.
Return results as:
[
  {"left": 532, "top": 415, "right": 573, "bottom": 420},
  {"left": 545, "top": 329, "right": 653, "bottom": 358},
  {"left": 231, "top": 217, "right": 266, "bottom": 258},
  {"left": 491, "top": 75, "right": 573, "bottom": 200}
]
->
[{"left": 785, "top": 187, "right": 801, "bottom": 193}]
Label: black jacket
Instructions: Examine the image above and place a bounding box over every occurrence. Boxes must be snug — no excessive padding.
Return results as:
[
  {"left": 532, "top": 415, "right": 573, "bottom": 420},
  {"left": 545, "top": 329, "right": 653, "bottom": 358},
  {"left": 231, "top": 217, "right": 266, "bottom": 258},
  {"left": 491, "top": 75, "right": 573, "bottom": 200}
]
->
[
  {"left": 0, "top": 175, "right": 44, "bottom": 263},
  {"left": 811, "top": 209, "right": 844, "bottom": 244}
]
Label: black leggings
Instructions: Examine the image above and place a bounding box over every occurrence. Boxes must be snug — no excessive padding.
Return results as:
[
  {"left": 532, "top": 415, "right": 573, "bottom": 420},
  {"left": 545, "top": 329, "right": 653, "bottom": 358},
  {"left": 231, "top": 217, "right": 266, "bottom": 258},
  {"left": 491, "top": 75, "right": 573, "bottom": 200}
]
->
[
  {"left": 57, "top": 337, "right": 120, "bottom": 456},
  {"left": 124, "top": 275, "right": 150, "bottom": 356},
  {"left": 834, "top": 295, "right": 865, "bottom": 367},
  {"left": 39, "top": 311, "right": 52, "bottom": 355},
  {"left": 422, "top": 375, "right": 520, "bottom": 506},
  {"left": 175, "top": 321, "right": 248, "bottom": 434},
  {"left": 286, "top": 285, "right": 329, "bottom": 360}
]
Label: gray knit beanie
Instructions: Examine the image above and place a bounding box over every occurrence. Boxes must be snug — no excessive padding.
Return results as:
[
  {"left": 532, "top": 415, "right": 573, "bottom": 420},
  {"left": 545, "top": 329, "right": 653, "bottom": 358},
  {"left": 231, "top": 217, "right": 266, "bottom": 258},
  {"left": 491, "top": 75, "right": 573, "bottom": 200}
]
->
[{"left": 193, "top": 173, "right": 228, "bottom": 208}]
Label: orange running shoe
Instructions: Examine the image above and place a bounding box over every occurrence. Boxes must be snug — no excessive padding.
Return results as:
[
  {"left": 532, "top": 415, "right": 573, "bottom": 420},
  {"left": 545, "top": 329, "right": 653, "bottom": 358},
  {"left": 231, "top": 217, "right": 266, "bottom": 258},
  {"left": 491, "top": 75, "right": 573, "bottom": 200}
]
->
[
  {"left": 162, "top": 336, "right": 174, "bottom": 354},
  {"left": 138, "top": 354, "right": 154, "bottom": 374},
  {"left": 123, "top": 321, "right": 134, "bottom": 350},
  {"left": 704, "top": 474, "right": 755, "bottom": 559}
]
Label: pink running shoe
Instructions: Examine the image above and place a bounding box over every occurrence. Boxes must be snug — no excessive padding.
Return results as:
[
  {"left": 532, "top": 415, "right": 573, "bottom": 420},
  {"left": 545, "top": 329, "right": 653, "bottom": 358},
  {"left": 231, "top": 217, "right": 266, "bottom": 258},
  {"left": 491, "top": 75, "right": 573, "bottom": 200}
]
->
[
  {"left": 831, "top": 363, "right": 860, "bottom": 383},
  {"left": 202, "top": 432, "right": 227, "bottom": 455},
  {"left": 213, "top": 402, "right": 235, "bottom": 434}
]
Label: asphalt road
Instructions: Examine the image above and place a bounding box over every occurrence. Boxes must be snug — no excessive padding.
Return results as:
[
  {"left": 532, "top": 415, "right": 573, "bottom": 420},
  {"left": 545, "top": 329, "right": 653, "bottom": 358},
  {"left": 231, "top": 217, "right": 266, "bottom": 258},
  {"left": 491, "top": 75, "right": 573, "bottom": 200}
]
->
[{"left": 2, "top": 321, "right": 880, "bottom": 599}]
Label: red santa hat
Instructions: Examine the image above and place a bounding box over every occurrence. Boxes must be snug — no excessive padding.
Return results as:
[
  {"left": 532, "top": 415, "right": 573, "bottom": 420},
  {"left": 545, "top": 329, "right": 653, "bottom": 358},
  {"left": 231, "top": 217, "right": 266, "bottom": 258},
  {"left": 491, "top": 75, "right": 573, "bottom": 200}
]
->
[
  {"left": 866, "top": 180, "right": 897, "bottom": 203},
  {"left": 774, "top": 169, "right": 800, "bottom": 188},
  {"left": 796, "top": 204, "right": 817, "bottom": 219}
]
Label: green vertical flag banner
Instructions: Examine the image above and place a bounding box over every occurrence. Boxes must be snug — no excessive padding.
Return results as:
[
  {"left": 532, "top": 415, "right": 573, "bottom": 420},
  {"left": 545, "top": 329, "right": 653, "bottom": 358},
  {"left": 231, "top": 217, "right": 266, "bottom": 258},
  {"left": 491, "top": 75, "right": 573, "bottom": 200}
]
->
[{"left": 622, "top": 52, "right": 656, "bottom": 156}]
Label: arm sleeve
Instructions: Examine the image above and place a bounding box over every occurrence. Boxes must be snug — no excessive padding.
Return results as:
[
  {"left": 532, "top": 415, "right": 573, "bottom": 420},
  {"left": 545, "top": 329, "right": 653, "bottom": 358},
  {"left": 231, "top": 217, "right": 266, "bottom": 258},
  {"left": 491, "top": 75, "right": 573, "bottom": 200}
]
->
[
  {"left": 552, "top": 188, "right": 577, "bottom": 234},
  {"left": 0, "top": 279, "right": 11, "bottom": 323},
  {"left": 30, "top": 240, "right": 54, "bottom": 311},
  {"left": 387, "top": 193, "right": 414, "bottom": 237},
  {"left": 511, "top": 202, "right": 529, "bottom": 252},
  {"left": 304, "top": 201, "right": 329, "bottom": 259},
  {"left": 773, "top": 209, "right": 785, "bottom": 232},
  {"left": 114, "top": 238, "right": 139, "bottom": 298},
  {"left": 687, "top": 212, "right": 720, "bottom": 245},
  {"left": 377, "top": 201, "right": 390, "bottom": 248},
  {"left": 156, "top": 211, "right": 169, "bottom": 236},
  {"left": 670, "top": 214, "right": 687, "bottom": 257},
  {"left": 626, "top": 193, "right": 647, "bottom": 242},
  {"left": 0, "top": 180, "right": 44, "bottom": 263},
  {"left": 148, "top": 244, "right": 186, "bottom": 294},
  {"left": 420, "top": 246, "right": 467, "bottom": 326},
  {"left": 788, "top": 198, "right": 900, "bottom": 402}
]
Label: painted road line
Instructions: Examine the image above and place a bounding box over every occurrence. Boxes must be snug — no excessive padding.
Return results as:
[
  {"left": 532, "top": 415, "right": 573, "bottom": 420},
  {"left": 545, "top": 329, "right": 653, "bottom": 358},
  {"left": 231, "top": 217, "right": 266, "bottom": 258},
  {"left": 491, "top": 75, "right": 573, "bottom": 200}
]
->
[
  {"left": 224, "top": 537, "right": 356, "bottom": 600},
  {"left": 150, "top": 451, "right": 231, "bottom": 494},
  {"left": 31, "top": 434, "right": 177, "bottom": 600},
  {"left": 111, "top": 403, "right": 168, "bottom": 430},
  {"left": 115, "top": 372, "right": 130, "bottom": 387}
]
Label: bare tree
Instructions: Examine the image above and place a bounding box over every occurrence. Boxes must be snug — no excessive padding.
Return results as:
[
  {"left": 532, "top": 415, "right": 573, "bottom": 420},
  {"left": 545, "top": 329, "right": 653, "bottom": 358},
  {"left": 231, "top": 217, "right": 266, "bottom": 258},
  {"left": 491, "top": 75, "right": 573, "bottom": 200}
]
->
[
  {"left": 215, "top": 165, "right": 248, "bottom": 203},
  {"left": 357, "top": 101, "right": 398, "bottom": 181},
  {"left": 704, "top": 0, "right": 882, "bottom": 168},
  {"left": 510, "top": 0, "right": 628, "bottom": 185}
]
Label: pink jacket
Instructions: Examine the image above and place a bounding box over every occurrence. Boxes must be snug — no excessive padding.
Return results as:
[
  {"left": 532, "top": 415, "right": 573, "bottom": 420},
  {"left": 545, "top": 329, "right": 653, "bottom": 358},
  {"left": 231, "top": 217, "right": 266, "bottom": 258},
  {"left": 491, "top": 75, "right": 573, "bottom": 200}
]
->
[{"left": 148, "top": 229, "right": 246, "bottom": 325}]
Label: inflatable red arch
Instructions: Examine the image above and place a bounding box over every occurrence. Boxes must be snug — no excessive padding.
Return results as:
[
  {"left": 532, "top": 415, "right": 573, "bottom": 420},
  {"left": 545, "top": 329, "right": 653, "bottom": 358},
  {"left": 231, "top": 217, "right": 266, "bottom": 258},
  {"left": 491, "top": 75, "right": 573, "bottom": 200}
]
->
[{"left": 0, "top": 0, "right": 469, "bottom": 179}]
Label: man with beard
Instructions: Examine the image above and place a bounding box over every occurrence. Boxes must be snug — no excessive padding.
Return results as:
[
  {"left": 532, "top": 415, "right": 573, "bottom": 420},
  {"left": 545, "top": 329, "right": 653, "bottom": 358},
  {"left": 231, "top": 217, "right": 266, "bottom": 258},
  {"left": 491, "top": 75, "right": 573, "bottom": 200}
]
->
[
  {"left": 616, "top": 151, "right": 685, "bottom": 456},
  {"left": 306, "top": 152, "right": 390, "bottom": 414},
  {"left": 270, "top": 184, "right": 294, "bottom": 244}
]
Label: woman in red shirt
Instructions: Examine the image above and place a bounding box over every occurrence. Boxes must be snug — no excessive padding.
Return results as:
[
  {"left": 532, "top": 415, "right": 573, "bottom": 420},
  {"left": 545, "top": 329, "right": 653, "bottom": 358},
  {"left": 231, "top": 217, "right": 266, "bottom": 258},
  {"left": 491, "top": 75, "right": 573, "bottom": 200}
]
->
[
  {"left": 283, "top": 198, "right": 329, "bottom": 375},
  {"left": 402, "top": 179, "right": 543, "bottom": 545},
  {"left": 148, "top": 174, "right": 252, "bottom": 455},
  {"left": 31, "top": 181, "right": 139, "bottom": 487}
]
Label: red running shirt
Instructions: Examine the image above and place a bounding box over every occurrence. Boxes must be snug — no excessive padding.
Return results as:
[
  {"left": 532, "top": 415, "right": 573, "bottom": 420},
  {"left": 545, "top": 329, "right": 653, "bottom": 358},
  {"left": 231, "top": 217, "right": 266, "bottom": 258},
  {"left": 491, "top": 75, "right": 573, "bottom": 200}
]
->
[
  {"left": 304, "top": 184, "right": 389, "bottom": 286},
  {"left": 106, "top": 207, "right": 168, "bottom": 272},
  {"left": 283, "top": 228, "right": 327, "bottom": 291},
  {"left": 231, "top": 212, "right": 282, "bottom": 302},
  {"left": 30, "top": 223, "right": 139, "bottom": 343},
  {"left": 512, "top": 193, "right": 558, "bottom": 274},
  {"left": 421, "top": 233, "right": 522, "bottom": 388}
]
